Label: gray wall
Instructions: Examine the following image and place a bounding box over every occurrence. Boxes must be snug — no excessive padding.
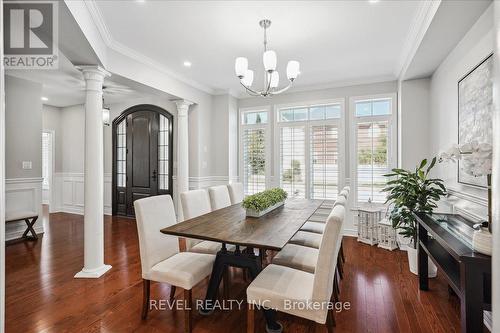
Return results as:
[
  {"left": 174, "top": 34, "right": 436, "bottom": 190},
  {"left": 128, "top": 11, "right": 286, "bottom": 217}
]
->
[
  {"left": 5, "top": 75, "right": 42, "bottom": 179},
  {"left": 399, "top": 78, "right": 431, "bottom": 169}
]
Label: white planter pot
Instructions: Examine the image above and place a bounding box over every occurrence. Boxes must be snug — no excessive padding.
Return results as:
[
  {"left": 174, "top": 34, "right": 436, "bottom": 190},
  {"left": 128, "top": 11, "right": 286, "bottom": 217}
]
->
[
  {"left": 246, "top": 201, "right": 284, "bottom": 218},
  {"left": 397, "top": 233, "right": 411, "bottom": 251},
  {"left": 407, "top": 246, "right": 437, "bottom": 278}
]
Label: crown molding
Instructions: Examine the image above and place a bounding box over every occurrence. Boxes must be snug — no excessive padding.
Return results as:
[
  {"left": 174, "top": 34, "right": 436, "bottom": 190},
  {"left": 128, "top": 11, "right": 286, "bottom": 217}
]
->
[
  {"left": 85, "top": 0, "right": 215, "bottom": 95},
  {"left": 396, "top": 0, "right": 441, "bottom": 80}
]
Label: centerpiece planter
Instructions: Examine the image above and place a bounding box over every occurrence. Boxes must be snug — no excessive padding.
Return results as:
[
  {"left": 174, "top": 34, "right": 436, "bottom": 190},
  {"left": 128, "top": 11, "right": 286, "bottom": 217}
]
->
[{"left": 242, "top": 188, "right": 288, "bottom": 218}]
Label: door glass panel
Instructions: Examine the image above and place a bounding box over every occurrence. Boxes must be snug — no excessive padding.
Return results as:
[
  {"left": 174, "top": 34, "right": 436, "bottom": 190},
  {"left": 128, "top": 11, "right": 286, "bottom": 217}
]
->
[
  {"left": 116, "top": 120, "right": 126, "bottom": 187},
  {"left": 158, "top": 114, "right": 169, "bottom": 190},
  {"left": 310, "top": 124, "right": 339, "bottom": 199}
]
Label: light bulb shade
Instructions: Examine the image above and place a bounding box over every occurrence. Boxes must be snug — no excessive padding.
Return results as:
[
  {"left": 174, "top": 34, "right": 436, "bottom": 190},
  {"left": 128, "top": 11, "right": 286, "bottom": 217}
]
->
[
  {"left": 102, "top": 108, "right": 110, "bottom": 126},
  {"left": 270, "top": 71, "right": 279, "bottom": 88},
  {"left": 263, "top": 50, "right": 277, "bottom": 72},
  {"left": 286, "top": 60, "right": 300, "bottom": 80},
  {"left": 235, "top": 57, "right": 248, "bottom": 77},
  {"left": 241, "top": 69, "right": 254, "bottom": 87}
]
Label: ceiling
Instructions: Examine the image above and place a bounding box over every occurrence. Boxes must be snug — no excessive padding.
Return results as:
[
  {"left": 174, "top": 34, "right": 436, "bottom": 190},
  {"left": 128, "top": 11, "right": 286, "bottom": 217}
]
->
[
  {"left": 93, "top": 0, "right": 425, "bottom": 94},
  {"left": 6, "top": 52, "right": 164, "bottom": 108}
]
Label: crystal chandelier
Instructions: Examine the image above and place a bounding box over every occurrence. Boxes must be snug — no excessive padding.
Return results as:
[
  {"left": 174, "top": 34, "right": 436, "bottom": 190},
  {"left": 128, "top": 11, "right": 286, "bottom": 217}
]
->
[{"left": 235, "top": 19, "right": 300, "bottom": 97}]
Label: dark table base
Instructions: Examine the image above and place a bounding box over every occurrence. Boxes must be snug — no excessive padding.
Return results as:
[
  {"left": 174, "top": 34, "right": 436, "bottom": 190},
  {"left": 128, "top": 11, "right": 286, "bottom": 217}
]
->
[{"left": 199, "top": 244, "right": 283, "bottom": 333}]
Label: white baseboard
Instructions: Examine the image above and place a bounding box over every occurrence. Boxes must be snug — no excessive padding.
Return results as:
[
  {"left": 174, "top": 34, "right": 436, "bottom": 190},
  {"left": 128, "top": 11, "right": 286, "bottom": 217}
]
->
[{"left": 342, "top": 228, "right": 357, "bottom": 237}]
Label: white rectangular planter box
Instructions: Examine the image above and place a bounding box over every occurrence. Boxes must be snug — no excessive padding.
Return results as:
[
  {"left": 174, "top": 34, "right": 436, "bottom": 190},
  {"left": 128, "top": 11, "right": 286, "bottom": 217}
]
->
[{"left": 246, "top": 201, "right": 284, "bottom": 218}]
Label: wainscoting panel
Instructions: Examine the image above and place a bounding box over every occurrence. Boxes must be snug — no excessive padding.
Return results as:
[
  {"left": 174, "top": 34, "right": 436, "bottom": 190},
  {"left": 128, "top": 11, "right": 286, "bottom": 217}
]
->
[
  {"left": 53, "top": 173, "right": 112, "bottom": 215},
  {"left": 5, "top": 178, "right": 43, "bottom": 241}
]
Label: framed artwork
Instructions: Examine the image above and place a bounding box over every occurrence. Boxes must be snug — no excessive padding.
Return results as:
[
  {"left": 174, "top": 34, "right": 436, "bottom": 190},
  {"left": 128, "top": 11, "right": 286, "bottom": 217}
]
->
[{"left": 457, "top": 53, "right": 493, "bottom": 188}]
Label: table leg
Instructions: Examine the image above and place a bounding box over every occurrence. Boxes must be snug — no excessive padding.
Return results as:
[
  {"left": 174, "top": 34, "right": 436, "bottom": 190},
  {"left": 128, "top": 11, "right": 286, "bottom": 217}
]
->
[
  {"left": 418, "top": 223, "right": 428, "bottom": 291},
  {"left": 461, "top": 264, "right": 486, "bottom": 333}
]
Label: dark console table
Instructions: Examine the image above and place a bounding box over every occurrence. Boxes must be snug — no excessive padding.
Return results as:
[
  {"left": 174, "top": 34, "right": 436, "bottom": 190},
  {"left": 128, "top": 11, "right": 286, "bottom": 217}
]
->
[{"left": 415, "top": 213, "right": 491, "bottom": 333}]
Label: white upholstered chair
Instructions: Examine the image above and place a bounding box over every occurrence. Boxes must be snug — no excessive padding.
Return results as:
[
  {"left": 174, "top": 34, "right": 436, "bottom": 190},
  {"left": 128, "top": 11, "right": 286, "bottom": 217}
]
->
[
  {"left": 247, "top": 205, "right": 345, "bottom": 332},
  {"left": 134, "top": 195, "right": 215, "bottom": 333},
  {"left": 208, "top": 185, "right": 232, "bottom": 210},
  {"left": 180, "top": 189, "right": 231, "bottom": 254},
  {"left": 227, "top": 182, "right": 244, "bottom": 204}
]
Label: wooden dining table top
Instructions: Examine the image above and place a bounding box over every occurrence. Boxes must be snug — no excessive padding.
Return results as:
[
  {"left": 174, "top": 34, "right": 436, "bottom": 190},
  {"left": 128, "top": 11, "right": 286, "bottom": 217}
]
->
[{"left": 160, "top": 198, "right": 323, "bottom": 251}]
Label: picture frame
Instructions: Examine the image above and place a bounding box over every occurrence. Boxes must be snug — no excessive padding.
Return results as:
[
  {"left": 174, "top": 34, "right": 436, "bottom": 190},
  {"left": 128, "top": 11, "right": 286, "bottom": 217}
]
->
[{"left": 457, "top": 53, "right": 493, "bottom": 188}]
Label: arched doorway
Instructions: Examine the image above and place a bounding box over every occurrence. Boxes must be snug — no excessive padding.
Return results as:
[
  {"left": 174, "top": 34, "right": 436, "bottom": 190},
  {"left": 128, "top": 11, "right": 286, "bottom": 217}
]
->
[{"left": 112, "top": 104, "right": 173, "bottom": 217}]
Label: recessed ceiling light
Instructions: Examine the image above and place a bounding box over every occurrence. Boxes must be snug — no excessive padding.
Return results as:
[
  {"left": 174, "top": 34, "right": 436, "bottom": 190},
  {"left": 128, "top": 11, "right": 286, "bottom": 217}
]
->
[
  {"left": 41, "top": 97, "right": 48, "bottom": 101},
  {"left": 136, "top": 0, "right": 145, "bottom": 3},
  {"left": 369, "top": 0, "right": 380, "bottom": 3},
  {"left": 183, "top": 61, "right": 192, "bottom": 67}
]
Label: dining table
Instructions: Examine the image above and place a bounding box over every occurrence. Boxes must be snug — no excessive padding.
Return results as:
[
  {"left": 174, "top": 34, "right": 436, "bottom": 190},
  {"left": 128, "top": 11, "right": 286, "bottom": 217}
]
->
[{"left": 160, "top": 198, "right": 324, "bottom": 332}]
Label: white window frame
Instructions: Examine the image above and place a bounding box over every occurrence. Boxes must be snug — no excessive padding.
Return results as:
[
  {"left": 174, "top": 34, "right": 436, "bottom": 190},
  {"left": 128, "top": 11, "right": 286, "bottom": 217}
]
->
[
  {"left": 274, "top": 98, "right": 346, "bottom": 199},
  {"left": 349, "top": 93, "right": 397, "bottom": 205},
  {"left": 238, "top": 106, "right": 272, "bottom": 194}
]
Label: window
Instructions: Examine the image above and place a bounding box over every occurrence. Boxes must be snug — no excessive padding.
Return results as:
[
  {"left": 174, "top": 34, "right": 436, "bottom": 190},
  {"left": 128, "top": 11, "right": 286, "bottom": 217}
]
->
[
  {"left": 42, "top": 132, "right": 52, "bottom": 190},
  {"left": 350, "top": 95, "right": 396, "bottom": 204},
  {"left": 276, "top": 101, "right": 344, "bottom": 199},
  {"left": 116, "top": 120, "right": 127, "bottom": 188},
  {"left": 158, "top": 114, "right": 170, "bottom": 190},
  {"left": 240, "top": 109, "right": 269, "bottom": 195}
]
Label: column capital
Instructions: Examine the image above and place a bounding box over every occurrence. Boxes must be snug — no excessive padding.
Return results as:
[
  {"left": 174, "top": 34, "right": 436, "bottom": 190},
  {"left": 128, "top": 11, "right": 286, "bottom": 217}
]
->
[
  {"left": 174, "top": 99, "right": 194, "bottom": 117},
  {"left": 77, "top": 65, "right": 111, "bottom": 83}
]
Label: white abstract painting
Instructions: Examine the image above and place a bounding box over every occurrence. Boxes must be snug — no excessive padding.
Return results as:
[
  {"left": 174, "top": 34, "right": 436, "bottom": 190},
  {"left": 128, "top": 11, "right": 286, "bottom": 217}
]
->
[{"left": 458, "top": 54, "right": 493, "bottom": 187}]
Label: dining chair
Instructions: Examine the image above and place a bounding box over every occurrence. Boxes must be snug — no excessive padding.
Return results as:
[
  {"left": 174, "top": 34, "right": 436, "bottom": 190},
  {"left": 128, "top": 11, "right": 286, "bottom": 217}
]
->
[
  {"left": 208, "top": 185, "right": 232, "bottom": 210},
  {"left": 247, "top": 205, "right": 345, "bottom": 333},
  {"left": 181, "top": 189, "right": 234, "bottom": 254},
  {"left": 227, "top": 182, "right": 244, "bottom": 204},
  {"left": 134, "top": 195, "right": 216, "bottom": 333}
]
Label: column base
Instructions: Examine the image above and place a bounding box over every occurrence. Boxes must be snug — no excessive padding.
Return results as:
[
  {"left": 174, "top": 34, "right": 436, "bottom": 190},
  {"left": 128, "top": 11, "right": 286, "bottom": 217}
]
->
[{"left": 74, "top": 264, "right": 112, "bottom": 279}]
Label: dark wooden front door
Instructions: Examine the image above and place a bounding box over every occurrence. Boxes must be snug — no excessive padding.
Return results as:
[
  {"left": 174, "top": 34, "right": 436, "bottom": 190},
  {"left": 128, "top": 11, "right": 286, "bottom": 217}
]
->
[
  {"left": 112, "top": 105, "right": 173, "bottom": 217},
  {"left": 126, "top": 111, "right": 158, "bottom": 215}
]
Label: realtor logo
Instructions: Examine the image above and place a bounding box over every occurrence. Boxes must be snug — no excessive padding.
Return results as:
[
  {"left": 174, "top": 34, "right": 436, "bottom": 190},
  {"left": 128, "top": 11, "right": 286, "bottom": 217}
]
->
[{"left": 3, "top": 1, "right": 58, "bottom": 69}]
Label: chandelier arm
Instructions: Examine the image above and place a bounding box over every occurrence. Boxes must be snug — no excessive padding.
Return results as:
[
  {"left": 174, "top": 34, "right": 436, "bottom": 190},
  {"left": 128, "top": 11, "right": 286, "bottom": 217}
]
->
[
  {"left": 269, "top": 81, "right": 293, "bottom": 95},
  {"left": 240, "top": 82, "right": 262, "bottom": 96}
]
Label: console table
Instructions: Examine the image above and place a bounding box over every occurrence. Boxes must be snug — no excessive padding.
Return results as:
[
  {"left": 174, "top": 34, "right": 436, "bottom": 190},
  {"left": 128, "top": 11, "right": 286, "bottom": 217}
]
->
[{"left": 415, "top": 213, "right": 491, "bottom": 333}]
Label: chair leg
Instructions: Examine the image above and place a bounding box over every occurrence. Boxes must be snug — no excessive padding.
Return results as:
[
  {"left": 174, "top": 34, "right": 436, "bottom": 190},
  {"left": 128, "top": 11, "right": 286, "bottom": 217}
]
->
[
  {"left": 337, "top": 256, "right": 344, "bottom": 280},
  {"left": 170, "top": 285, "right": 177, "bottom": 302},
  {"left": 184, "top": 289, "right": 192, "bottom": 333},
  {"left": 335, "top": 270, "right": 341, "bottom": 295},
  {"left": 141, "top": 279, "right": 150, "bottom": 320},
  {"left": 247, "top": 304, "right": 255, "bottom": 333},
  {"left": 340, "top": 241, "right": 345, "bottom": 263},
  {"left": 326, "top": 308, "right": 335, "bottom": 333}
]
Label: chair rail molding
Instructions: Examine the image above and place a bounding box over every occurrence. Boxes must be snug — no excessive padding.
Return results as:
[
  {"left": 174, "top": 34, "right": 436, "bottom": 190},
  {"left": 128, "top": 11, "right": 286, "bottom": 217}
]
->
[{"left": 5, "top": 178, "right": 43, "bottom": 241}]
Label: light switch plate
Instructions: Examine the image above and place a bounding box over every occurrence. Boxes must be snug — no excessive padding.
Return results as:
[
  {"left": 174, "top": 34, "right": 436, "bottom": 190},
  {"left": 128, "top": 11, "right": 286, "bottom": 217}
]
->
[{"left": 22, "top": 161, "right": 32, "bottom": 170}]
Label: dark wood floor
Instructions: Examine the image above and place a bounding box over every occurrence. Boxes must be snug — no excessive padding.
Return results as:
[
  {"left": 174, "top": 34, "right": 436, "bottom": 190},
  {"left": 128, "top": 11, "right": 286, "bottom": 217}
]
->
[{"left": 5, "top": 207, "right": 462, "bottom": 333}]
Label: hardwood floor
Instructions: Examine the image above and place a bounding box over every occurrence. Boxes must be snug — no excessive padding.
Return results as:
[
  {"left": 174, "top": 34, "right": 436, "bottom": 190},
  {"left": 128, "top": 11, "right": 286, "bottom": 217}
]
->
[{"left": 6, "top": 208, "right": 462, "bottom": 333}]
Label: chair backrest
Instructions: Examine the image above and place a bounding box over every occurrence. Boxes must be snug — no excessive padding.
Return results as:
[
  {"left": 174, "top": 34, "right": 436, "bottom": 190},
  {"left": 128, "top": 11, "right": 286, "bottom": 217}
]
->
[
  {"left": 208, "top": 185, "right": 232, "bottom": 210},
  {"left": 312, "top": 205, "right": 345, "bottom": 322},
  {"left": 334, "top": 195, "right": 346, "bottom": 207},
  {"left": 180, "top": 189, "right": 212, "bottom": 250},
  {"left": 134, "top": 195, "right": 179, "bottom": 278},
  {"left": 181, "top": 189, "right": 212, "bottom": 220},
  {"left": 227, "top": 182, "right": 244, "bottom": 204}
]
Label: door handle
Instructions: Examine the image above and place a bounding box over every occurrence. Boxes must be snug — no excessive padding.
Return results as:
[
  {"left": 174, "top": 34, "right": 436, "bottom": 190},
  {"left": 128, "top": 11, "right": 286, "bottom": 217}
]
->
[{"left": 152, "top": 170, "right": 157, "bottom": 181}]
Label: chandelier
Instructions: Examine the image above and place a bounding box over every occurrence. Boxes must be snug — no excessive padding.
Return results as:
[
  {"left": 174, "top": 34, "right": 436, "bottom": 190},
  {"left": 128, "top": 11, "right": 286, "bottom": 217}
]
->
[{"left": 235, "top": 19, "right": 300, "bottom": 97}]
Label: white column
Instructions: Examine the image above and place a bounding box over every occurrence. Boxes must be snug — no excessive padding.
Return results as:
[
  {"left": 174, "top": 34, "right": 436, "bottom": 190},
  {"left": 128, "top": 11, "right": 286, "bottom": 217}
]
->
[
  {"left": 75, "top": 66, "right": 111, "bottom": 279},
  {"left": 175, "top": 100, "right": 194, "bottom": 221}
]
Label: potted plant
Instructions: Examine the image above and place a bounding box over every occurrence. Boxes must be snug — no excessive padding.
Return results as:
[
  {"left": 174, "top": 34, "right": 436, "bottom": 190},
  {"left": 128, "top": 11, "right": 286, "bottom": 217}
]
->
[
  {"left": 242, "top": 188, "right": 288, "bottom": 217},
  {"left": 383, "top": 157, "right": 446, "bottom": 277}
]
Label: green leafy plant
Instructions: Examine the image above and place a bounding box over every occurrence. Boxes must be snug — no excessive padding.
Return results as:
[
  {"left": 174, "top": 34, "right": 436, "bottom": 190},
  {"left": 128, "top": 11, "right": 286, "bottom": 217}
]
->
[
  {"left": 242, "top": 188, "right": 288, "bottom": 212},
  {"left": 382, "top": 157, "right": 446, "bottom": 248}
]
